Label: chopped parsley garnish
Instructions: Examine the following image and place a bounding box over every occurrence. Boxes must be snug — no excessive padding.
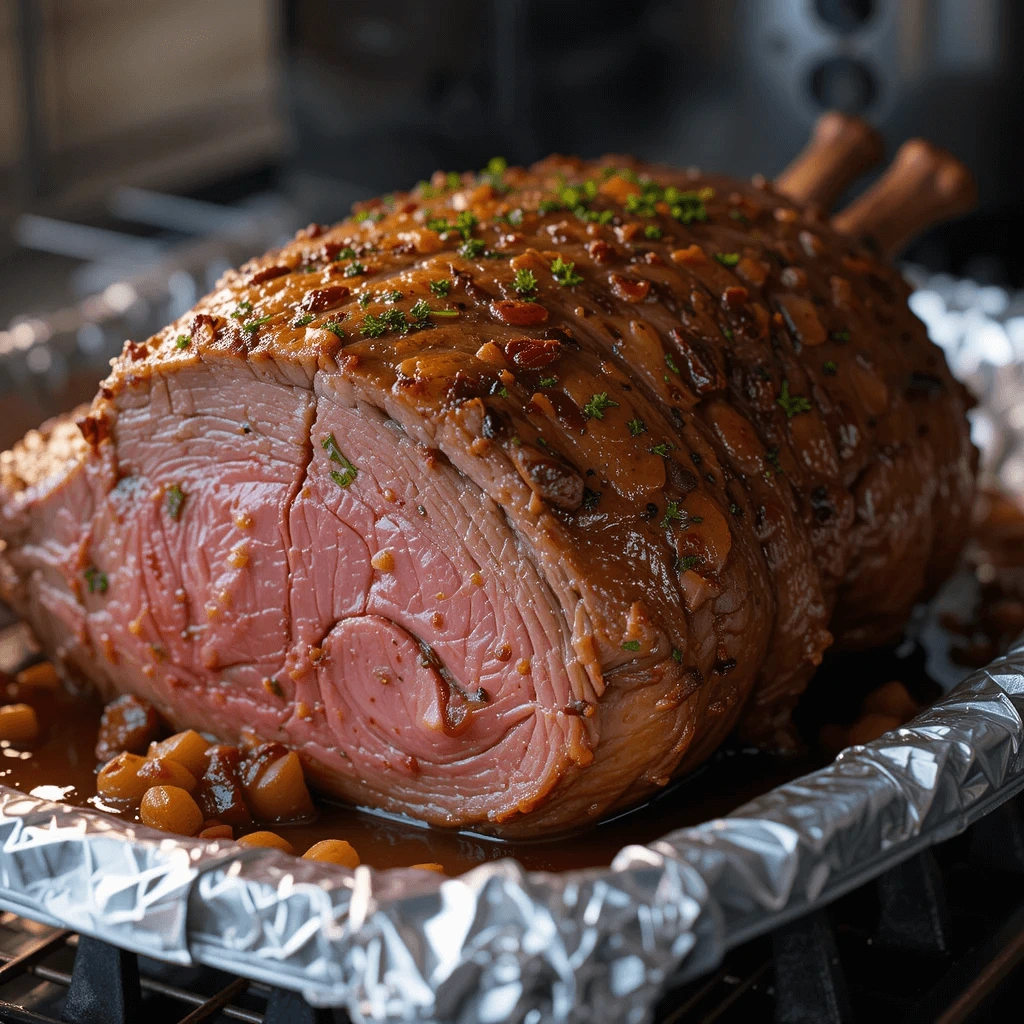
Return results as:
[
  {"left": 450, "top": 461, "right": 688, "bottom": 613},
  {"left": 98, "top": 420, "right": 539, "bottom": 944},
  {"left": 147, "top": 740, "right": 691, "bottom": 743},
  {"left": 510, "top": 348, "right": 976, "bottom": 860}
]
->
[
  {"left": 729, "top": 503, "right": 743, "bottom": 516},
  {"left": 823, "top": 360, "right": 838, "bottom": 376},
  {"left": 358, "top": 293, "right": 372, "bottom": 308},
  {"left": 174, "top": 334, "right": 190, "bottom": 349},
  {"left": 354, "top": 210, "right": 384, "bottom": 223},
  {"left": 380, "top": 308, "right": 407, "bottom": 332},
  {"left": 492, "top": 383, "right": 509, "bottom": 398},
  {"left": 715, "top": 252, "right": 740, "bottom": 267},
  {"left": 322, "top": 433, "right": 357, "bottom": 488},
  {"left": 538, "top": 199, "right": 562, "bottom": 215},
  {"left": 241, "top": 315, "right": 273, "bottom": 336},
  {"left": 582, "top": 392, "right": 618, "bottom": 420},
  {"left": 551, "top": 256, "right": 584, "bottom": 287},
  {"left": 722, "top": 326, "right": 734, "bottom": 342},
  {"left": 582, "top": 487, "right": 601, "bottom": 510},
  {"left": 230, "top": 301, "right": 252, "bottom": 320},
  {"left": 621, "top": 640, "right": 641, "bottom": 652},
  {"left": 644, "top": 224, "right": 662, "bottom": 240},
  {"left": 430, "top": 279, "right": 452, "bottom": 297},
  {"left": 776, "top": 379, "right": 813, "bottom": 419},
  {"left": 323, "top": 320, "right": 346, "bottom": 338},
  {"left": 765, "top": 446, "right": 783, "bottom": 475},
  {"left": 671, "top": 647, "right": 683, "bottom": 663},
  {"left": 538, "top": 375, "right": 558, "bottom": 388},
  {"left": 676, "top": 555, "right": 702, "bottom": 572},
  {"left": 384, "top": 290, "right": 403, "bottom": 303},
  {"left": 649, "top": 442, "right": 673, "bottom": 457},
  {"left": 484, "top": 155, "right": 507, "bottom": 177},
  {"left": 446, "top": 171, "right": 462, "bottom": 190},
  {"left": 728, "top": 209, "right": 750, "bottom": 223},
  {"left": 513, "top": 268, "right": 537, "bottom": 299},
  {"left": 407, "top": 299, "right": 432, "bottom": 325},
  {"left": 499, "top": 207, "right": 525, "bottom": 227},
  {"left": 830, "top": 329, "right": 851, "bottom": 342},
  {"left": 459, "top": 238, "right": 487, "bottom": 259},
  {"left": 334, "top": 246, "right": 356, "bottom": 260},
  {"left": 293, "top": 312, "right": 314, "bottom": 327},
  {"left": 664, "top": 352, "right": 680, "bottom": 374},
  {"left": 84, "top": 567, "right": 108, "bottom": 594},
  {"left": 430, "top": 309, "right": 460, "bottom": 318},
  {"left": 661, "top": 501, "right": 684, "bottom": 528},
  {"left": 166, "top": 484, "right": 185, "bottom": 520},
  {"left": 343, "top": 261, "right": 366, "bottom": 278},
  {"left": 360, "top": 313, "right": 387, "bottom": 338},
  {"left": 628, "top": 418, "right": 647, "bottom": 436}
]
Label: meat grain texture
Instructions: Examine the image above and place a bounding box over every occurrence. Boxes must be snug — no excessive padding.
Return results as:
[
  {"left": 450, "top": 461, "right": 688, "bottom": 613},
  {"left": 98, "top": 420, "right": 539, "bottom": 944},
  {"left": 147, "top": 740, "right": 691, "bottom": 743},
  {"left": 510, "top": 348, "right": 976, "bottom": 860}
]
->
[{"left": 0, "top": 158, "right": 975, "bottom": 836}]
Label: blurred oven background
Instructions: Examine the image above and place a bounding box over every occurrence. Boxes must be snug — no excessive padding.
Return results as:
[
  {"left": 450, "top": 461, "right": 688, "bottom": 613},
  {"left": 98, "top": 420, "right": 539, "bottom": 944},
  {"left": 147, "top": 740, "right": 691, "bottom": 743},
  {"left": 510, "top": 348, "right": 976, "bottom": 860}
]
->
[{"left": 1, "top": 0, "right": 1023, "bottom": 453}]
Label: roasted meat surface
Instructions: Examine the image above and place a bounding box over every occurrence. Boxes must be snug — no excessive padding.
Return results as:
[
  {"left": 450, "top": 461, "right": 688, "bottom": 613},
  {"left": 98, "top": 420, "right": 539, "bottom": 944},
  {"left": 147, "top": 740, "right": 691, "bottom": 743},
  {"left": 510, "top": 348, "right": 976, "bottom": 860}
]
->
[{"left": 0, "top": 127, "right": 977, "bottom": 835}]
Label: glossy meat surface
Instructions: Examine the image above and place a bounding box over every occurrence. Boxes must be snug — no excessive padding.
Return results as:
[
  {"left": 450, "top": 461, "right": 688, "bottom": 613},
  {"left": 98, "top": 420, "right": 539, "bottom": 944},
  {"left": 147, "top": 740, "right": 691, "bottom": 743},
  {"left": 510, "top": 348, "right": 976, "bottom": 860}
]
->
[{"left": 0, "top": 156, "right": 975, "bottom": 834}]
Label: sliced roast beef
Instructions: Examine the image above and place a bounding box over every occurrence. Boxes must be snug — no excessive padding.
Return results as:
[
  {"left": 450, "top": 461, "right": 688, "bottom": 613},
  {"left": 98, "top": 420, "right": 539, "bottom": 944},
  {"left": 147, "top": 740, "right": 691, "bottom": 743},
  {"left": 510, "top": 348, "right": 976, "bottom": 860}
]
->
[{"left": 0, "top": 150, "right": 975, "bottom": 835}]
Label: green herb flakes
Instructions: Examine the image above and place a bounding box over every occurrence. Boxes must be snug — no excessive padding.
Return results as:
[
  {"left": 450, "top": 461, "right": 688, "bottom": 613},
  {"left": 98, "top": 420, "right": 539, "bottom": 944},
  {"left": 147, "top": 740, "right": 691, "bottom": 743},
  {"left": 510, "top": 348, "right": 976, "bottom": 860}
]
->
[
  {"left": 644, "top": 224, "right": 662, "bottom": 239},
  {"left": 538, "top": 375, "right": 558, "bottom": 388},
  {"left": 174, "top": 334, "right": 190, "bottom": 349},
  {"left": 664, "top": 351, "right": 680, "bottom": 374},
  {"left": 513, "top": 268, "right": 537, "bottom": 298},
  {"left": 823, "top": 360, "right": 838, "bottom": 376},
  {"left": 621, "top": 640, "right": 641, "bottom": 652},
  {"left": 583, "top": 392, "right": 618, "bottom": 420},
  {"left": 343, "top": 261, "right": 367, "bottom": 278},
  {"left": 628, "top": 418, "right": 647, "bottom": 436},
  {"left": 776, "top": 379, "right": 813, "bottom": 419},
  {"left": 323, "top": 320, "right": 346, "bottom": 339},
  {"left": 459, "top": 238, "right": 487, "bottom": 259},
  {"left": 676, "top": 555, "right": 702, "bottom": 572},
  {"left": 430, "top": 279, "right": 452, "bottom": 297},
  {"left": 84, "top": 566, "right": 108, "bottom": 594},
  {"left": 322, "top": 434, "right": 358, "bottom": 488},
  {"left": 661, "top": 501, "right": 684, "bottom": 528},
  {"left": 551, "top": 256, "right": 584, "bottom": 287},
  {"left": 293, "top": 312, "right": 314, "bottom": 327},
  {"left": 649, "top": 442, "right": 673, "bottom": 457},
  {"left": 714, "top": 252, "right": 740, "bottom": 267},
  {"left": 166, "top": 483, "right": 185, "bottom": 520}
]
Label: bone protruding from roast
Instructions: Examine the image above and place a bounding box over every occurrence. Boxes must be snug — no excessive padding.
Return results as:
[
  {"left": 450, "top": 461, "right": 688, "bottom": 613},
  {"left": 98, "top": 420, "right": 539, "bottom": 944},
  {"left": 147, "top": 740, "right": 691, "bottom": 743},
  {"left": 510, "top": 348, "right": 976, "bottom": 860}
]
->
[
  {"left": 832, "top": 138, "right": 976, "bottom": 257},
  {"left": 775, "top": 111, "right": 885, "bottom": 211}
]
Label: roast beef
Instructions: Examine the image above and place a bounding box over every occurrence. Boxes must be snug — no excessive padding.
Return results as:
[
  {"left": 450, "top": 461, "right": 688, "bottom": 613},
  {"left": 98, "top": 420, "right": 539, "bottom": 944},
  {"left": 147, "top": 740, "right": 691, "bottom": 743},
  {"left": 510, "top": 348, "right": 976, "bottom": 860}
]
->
[{"left": 0, "top": 143, "right": 976, "bottom": 835}]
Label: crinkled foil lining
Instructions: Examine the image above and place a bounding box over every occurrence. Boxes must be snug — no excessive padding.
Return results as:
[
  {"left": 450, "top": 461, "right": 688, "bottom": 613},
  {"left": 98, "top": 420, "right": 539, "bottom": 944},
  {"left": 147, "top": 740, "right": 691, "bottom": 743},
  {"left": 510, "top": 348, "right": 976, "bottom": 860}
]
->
[
  {"left": 0, "top": 639, "right": 1021, "bottom": 1022},
  {"left": 0, "top": 271, "right": 1021, "bottom": 1023}
]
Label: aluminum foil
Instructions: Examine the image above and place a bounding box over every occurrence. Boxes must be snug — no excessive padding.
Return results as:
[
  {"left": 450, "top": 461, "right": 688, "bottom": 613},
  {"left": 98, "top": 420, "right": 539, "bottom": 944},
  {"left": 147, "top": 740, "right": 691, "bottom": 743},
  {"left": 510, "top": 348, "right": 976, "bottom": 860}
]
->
[{"left": 0, "top": 270, "right": 1021, "bottom": 1023}]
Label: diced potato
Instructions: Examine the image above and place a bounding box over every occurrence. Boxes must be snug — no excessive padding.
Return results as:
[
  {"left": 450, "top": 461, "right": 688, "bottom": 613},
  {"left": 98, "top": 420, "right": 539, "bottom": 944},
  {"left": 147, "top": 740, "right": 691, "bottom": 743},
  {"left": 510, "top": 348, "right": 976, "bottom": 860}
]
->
[
  {"left": 846, "top": 713, "right": 902, "bottom": 747},
  {"left": 139, "top": 785, "right": 204, "bottom": 836},
  {"left": 198, "top": 824, "right": 233, "bottom": 840},
  {"left": 137, "top": 757, "right": 197, "bottom": 793},
  {"left": 0, "top": 704, "right": 38, "bottom": 742},
  {"left": 862, "top": 680, "right": 919, "bottom": 723},
  {"left": 302, "top": 839, "right": 360, "bottom": 868},
  {"left": 96, "top": 752, "right": 150, "bottom": 804},
  {"left": 148, "top": 730, "right": 209, "bottom": 778},
  {"left": 15, "top": 662, "right": 59, "bottom": 688},
  {"left": 236, "top": 830, "right": 294, "bottom": 854},
  {"left": 242, "top": 750, "right": 314, "bottom": 823}
]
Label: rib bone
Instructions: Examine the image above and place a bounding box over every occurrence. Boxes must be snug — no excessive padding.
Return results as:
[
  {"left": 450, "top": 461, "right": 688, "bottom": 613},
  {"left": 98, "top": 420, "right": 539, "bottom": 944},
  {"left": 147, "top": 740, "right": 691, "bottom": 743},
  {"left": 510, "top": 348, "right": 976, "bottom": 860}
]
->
[
  {"left": 832, "top": 139, "right": 976, "bottom": 256},
  {"left": 776, "top": 111, "right": 884, "bottom": 211}
]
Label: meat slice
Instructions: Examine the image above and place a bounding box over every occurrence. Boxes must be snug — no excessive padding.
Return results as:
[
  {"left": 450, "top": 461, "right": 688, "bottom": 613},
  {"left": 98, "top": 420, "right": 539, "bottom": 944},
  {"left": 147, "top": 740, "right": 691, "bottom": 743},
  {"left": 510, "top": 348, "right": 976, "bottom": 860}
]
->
[{"left": 0, "top": 152, "right": 975, "bottom": 835}]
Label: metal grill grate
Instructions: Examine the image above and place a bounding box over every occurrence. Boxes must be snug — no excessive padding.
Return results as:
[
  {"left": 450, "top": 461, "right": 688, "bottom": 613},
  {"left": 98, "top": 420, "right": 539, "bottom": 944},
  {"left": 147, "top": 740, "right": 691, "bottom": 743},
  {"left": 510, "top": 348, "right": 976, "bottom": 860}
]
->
[{"left": 1, "top": 799, "right": 1024, "bottom": 1023}]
